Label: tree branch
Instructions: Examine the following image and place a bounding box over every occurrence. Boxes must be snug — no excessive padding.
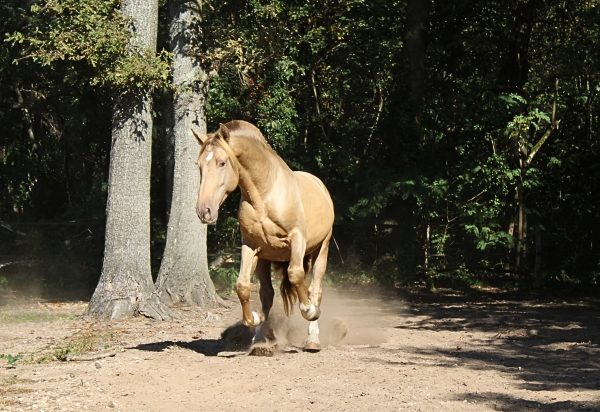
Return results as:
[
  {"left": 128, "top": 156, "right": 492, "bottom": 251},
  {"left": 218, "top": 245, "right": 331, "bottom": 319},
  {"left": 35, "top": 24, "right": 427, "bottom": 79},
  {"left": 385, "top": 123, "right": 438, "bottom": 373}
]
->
[
  {"left": 363, "top": 85, "right": 385, "bottom": 156},
  {"left": 525, "top": 78, "right": 561, "bottom": 167}
]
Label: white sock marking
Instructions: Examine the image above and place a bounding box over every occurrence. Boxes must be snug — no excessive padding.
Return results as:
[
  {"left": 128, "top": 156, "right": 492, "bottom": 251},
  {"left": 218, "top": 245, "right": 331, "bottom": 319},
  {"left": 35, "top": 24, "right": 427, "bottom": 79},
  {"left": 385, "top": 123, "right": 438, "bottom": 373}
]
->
[
  {"left": 300, "top": 302, "right": 317, "bottom": 319},
  {"left": 251, "top": 311, "right": 261, "bottom": 326},
  {"left": 307, "top": 320, "right": 320, "bottom": 343}
]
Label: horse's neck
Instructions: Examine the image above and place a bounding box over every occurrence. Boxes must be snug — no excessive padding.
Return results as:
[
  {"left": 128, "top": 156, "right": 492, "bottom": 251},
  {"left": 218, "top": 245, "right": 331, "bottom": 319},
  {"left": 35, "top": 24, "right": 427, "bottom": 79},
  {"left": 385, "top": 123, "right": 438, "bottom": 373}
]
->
[{"left": 232, "top": 137, "right": 280, "bottom": 213}]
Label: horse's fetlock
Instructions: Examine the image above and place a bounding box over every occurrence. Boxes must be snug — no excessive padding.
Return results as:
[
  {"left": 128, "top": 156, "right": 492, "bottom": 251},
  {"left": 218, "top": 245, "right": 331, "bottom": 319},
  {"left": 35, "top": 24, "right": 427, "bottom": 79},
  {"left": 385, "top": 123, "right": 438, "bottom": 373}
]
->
[{"left": 300, "top": 302, "right": 321, "bottom": 321}]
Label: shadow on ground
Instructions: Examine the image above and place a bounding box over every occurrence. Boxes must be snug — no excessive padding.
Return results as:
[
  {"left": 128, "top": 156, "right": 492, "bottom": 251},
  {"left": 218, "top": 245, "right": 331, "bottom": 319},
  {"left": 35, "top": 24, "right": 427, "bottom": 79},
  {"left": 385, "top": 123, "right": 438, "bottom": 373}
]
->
[
  {"left": 396, "top": 288, "right": 600, "bottom": 398},
  {"left": 132, "top": 321, "right": 254, "bottom": 356}
]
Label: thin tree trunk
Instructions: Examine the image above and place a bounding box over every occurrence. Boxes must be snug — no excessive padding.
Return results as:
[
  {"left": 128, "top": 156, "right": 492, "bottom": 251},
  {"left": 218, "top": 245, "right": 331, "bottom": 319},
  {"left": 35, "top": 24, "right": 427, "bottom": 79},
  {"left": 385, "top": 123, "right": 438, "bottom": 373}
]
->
[
  {"left": 154, "top": 0, "right": 225, "bottom": 308},
  {"left": 85, "top": 0, "right": 174, "bottom": 320},
  {"left": 533, "top": 221, "right": 542, "bottom": 285},
  {"left": 515, "top": 180, "right": 524, "bottom": 274},
  {"left": 501, "top": 1, "right": 534, "bottom": 94},
  {"left": 522, "top": 199, "right": 527, "bottom": 263},
  {"left": 405, "top": 0, "right": 431, "bottom": 118},
  {"left": 505, "top": 190, "right": 517, "bottom": 273},
  {"left": 13, "top": 81, "right": 38, "bottom": 151},
  {"left": 424, "top": 220, "right": 430, "bottom": 269}
]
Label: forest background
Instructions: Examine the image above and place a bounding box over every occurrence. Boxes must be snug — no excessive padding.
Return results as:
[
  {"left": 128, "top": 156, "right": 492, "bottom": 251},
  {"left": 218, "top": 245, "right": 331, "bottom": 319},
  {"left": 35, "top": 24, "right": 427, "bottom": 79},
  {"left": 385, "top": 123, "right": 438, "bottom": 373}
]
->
[{"left": 0, "top": 0, "right": 599, "bottom": 303}]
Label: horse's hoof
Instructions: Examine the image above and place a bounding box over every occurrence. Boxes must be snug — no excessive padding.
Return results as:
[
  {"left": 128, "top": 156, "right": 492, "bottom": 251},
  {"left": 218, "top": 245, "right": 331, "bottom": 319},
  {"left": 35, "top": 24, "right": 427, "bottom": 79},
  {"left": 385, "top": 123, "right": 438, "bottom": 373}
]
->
[
  {"left": 303, "top": 341, "right": 321, "bottom": 353},
  {"left": 248, "top": 343, "right": 277, "bottom": 357}
]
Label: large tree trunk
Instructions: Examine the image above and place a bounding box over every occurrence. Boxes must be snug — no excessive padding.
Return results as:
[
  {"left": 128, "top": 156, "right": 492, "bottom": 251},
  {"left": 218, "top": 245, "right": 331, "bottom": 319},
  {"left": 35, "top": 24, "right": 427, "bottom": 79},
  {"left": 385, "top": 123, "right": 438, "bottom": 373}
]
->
[
  {"left": 154, "top": 0, "right": 224, "bottom": 308},
  {"left": 85, "top": 0, "right": 173, "bottom": 320},
  {"left": 405, "top": 0, "right": 431, "bottom": 118}
]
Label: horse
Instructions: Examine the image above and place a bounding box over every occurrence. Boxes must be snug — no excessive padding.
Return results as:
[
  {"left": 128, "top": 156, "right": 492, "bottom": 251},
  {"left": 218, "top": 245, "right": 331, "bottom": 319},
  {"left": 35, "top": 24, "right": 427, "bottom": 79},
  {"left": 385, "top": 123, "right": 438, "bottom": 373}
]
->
[{"left": 192, "top": 120, "right": 334, "bottom": 352}]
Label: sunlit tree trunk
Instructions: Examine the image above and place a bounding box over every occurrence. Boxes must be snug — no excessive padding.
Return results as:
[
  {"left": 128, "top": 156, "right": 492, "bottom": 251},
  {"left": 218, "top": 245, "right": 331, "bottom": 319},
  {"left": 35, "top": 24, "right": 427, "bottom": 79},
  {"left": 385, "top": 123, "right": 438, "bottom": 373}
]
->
[
  {"left": 154, "top": 0, "right": 224, "bottom": 308},
  {"left": 85, "top": 0, "right": 173, "bottom": 320}
]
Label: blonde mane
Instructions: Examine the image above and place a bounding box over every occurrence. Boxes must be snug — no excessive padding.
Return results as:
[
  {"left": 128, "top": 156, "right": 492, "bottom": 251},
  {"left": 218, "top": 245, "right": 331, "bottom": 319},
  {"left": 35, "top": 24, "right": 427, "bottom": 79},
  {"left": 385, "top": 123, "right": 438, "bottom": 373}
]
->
[
  {"left": 226, "top": 120, "right": 274, "bottom": 151},
  {"left": 199, "top": 120, "right": 274, "bottom": 174}
]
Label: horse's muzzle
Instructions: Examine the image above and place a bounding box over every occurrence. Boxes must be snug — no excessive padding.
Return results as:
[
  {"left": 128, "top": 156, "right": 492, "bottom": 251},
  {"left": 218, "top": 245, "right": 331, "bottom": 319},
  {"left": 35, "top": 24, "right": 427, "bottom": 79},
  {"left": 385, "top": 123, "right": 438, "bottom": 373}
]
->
[{"left": 197, "top": 205, "right": 218, "bottom": 225}]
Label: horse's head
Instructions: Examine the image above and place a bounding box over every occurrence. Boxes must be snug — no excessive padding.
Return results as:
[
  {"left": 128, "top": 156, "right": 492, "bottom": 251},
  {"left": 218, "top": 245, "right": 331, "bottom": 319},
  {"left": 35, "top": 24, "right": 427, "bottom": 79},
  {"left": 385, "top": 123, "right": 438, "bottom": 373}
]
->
[{"left": 192, "top": 124, "right": 240, "bottom": 225}]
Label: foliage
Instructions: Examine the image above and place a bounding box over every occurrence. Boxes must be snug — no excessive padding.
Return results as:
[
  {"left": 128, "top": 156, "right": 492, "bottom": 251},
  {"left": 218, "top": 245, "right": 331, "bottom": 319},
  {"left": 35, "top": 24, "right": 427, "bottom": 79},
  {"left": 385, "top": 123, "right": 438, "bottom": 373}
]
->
[
  {"left": 1, "top": 0, "right": 600, "bottom": 295},
  {"left": 211, "top": 265, "right": 239, "bottom": 295},
  {"left": 5, "top": 0, "right": 171, "bottom": 90},
  {"left": 0, "top": 354, "right": 23, "bottom": 366}
]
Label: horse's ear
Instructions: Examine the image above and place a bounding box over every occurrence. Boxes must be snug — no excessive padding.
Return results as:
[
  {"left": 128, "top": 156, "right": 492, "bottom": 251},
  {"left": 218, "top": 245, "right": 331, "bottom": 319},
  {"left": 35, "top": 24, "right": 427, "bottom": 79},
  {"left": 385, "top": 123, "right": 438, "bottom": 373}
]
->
[
  {"left": 218, "top": 123, "right": 231, "bottom": 143},
  {"left": 191, "top": 128, "right": 207, "bottom": 145}
]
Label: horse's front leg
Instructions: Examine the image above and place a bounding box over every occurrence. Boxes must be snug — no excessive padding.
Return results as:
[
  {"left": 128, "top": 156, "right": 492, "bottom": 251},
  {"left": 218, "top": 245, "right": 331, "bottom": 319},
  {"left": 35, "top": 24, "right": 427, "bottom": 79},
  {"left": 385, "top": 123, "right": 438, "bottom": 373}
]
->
[
  {"left": 288, "top": 231, "right": 320, "bottom": 322},
  {"left": 252, "top": 258, "right": 274, "bottom": 343},
  {"left": 236, "top": 241, "right": 260, "bottom": 327}
]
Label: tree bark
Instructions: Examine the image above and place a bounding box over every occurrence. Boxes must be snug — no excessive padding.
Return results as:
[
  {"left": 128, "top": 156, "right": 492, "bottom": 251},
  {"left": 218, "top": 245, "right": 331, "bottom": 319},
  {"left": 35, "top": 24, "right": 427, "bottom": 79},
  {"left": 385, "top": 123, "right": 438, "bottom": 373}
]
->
[
  {"left": 405, "top": 0, "right": 431, "bottom": 118},
  {"left": 85, "top": 0, "right": 174, "bottom": 320},
  {"left": 154, "top": 0, "right": 224, "bottom": 308},
  {"left": 504, "top": 190, "right": 517, "bottom": 273},
  {"left": 533, "top": 221, "right": 542, "bottom": 285},
  {"left": 515, "top": 180, "right": 524, "bottom": 274},
  {"left": 501, "top": 0, "right": 535, "bottom": 94}
]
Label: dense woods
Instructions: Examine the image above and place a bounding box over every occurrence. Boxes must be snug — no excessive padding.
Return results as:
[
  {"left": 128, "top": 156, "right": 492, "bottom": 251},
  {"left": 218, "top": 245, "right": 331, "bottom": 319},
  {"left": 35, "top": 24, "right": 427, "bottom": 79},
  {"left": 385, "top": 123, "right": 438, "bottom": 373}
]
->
[{"left": 1, "top": 0, "right": 599, "bottom": 304}]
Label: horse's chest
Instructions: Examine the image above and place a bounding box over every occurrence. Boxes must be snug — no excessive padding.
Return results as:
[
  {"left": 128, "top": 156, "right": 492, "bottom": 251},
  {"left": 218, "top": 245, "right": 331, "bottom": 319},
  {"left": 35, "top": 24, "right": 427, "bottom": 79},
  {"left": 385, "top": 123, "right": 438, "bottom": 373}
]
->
[{"left": 238, "top": 205, "right": 289, "bottom": 252}]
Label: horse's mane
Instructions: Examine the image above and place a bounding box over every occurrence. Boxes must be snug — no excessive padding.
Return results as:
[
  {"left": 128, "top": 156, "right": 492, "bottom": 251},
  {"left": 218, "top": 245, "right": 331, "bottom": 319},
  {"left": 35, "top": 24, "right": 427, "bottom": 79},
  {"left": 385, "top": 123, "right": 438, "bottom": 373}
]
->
[
  {"left": 224, "top": 120, "right": 272, "bottom": 150},
  {"left": 199, "top": 121, "right": 274, "bottom": 174}
]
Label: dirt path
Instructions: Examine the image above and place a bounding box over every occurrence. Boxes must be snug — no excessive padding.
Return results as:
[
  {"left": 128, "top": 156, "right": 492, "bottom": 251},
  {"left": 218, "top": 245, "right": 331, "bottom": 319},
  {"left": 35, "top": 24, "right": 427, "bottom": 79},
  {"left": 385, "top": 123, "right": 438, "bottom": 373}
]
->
[{"left": 1, "top": 286, "right": 599, "bottom": 411}]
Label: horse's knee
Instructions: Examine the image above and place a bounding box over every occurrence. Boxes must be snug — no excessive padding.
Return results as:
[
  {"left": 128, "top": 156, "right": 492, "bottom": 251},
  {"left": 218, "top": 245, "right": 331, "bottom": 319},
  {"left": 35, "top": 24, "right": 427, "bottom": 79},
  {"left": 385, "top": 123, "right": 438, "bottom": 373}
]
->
[
  {"left": 235, "top": 279, "right": 251, "bottom": 300},
  {"left": 287, "top": 266, "right": 305, "bottom": 286}
]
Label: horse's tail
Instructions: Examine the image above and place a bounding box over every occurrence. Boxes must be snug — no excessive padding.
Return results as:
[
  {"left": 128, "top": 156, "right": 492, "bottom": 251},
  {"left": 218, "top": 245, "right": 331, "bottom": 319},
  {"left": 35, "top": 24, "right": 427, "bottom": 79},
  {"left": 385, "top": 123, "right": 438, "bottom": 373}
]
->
[{"left": 273, "top": 261, "right": 296, "bottom": 315}]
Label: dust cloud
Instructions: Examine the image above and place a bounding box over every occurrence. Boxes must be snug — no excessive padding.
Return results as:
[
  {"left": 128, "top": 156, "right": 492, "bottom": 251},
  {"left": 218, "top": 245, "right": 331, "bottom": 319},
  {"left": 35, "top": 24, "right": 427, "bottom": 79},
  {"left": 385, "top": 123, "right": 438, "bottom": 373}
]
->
[{"left": 222, "top": 284, "right": 404, "bottom": 350}]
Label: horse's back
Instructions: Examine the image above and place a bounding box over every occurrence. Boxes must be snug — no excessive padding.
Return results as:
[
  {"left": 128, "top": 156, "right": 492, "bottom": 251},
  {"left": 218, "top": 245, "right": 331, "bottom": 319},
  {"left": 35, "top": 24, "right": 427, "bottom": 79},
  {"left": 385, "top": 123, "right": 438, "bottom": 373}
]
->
[{"left": 294, "top": 171, "right": 334, "bottom": 252}]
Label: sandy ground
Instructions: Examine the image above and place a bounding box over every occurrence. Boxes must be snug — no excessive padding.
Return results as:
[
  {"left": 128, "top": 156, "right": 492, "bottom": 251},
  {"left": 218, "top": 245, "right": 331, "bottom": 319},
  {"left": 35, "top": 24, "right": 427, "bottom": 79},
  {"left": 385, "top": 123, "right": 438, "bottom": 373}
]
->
[{"left": 1, "top": 285, "right": 599, "bottom": 412}]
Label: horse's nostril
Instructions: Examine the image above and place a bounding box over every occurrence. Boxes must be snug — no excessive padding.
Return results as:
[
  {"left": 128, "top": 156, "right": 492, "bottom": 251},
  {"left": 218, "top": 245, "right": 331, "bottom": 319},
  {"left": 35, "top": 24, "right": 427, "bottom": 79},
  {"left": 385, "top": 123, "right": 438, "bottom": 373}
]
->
[{"left": 202, "top": 206, "right": 211, "bottom": 221}]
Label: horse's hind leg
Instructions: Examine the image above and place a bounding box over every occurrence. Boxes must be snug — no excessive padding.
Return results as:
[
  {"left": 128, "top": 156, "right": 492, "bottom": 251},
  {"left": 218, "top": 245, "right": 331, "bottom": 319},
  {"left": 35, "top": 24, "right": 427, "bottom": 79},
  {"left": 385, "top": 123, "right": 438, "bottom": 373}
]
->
[
  {"left": 304, "top": 230, "right": 332, "bottom": 352},
  {"left": 252, "top": 258, "right": 274, "bottom": 343}
]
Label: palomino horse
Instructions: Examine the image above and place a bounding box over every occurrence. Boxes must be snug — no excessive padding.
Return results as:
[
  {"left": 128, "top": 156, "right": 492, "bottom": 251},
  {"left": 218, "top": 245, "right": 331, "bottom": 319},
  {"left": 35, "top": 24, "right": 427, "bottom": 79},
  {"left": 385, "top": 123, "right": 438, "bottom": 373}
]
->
[{"left": 192, "top": 120, "right": 334, "bottom": 352}]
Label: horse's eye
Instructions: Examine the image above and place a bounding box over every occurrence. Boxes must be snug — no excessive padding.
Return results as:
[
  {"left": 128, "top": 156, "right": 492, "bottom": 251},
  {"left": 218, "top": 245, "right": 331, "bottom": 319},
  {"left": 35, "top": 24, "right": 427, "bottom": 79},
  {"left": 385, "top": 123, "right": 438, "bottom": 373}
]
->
[{"left": 218, "top": 161, "right": 226, "bottom": 168}]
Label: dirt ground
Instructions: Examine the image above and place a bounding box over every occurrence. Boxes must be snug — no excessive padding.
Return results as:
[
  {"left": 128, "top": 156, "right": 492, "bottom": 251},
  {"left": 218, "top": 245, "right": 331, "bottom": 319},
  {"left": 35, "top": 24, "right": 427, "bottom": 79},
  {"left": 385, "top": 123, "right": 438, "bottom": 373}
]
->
[{"left": 1, "top": 285, "right": 599, "bottom": 412}]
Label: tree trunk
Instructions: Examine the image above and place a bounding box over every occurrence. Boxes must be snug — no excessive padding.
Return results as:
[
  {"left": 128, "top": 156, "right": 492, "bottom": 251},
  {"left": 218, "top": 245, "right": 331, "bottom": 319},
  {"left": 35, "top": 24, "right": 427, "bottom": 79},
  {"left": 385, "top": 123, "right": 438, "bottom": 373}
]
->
[
  {"left": 515, "top": 179, "right": 525, "bottom": 275},
  {"left": 501, "top": 0, "right": 535, "bottom": 94},
  {"left": 505, "top": 190, "right": 517, "bottom": 273},
  {"left": 154, "top": 0, "right": 224, "bottom": 308},
  {"left": 164, "top": 89, "right": 175, "bottom": 217},
  {"left": 405, "top": 0, "right": 431, "bottom": 118},
  {"left": 85, "top": 0, "right": 174, "bottom": 320},
  {"left": 533, "top": 221, "right": 542, "bottom": 285}
]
